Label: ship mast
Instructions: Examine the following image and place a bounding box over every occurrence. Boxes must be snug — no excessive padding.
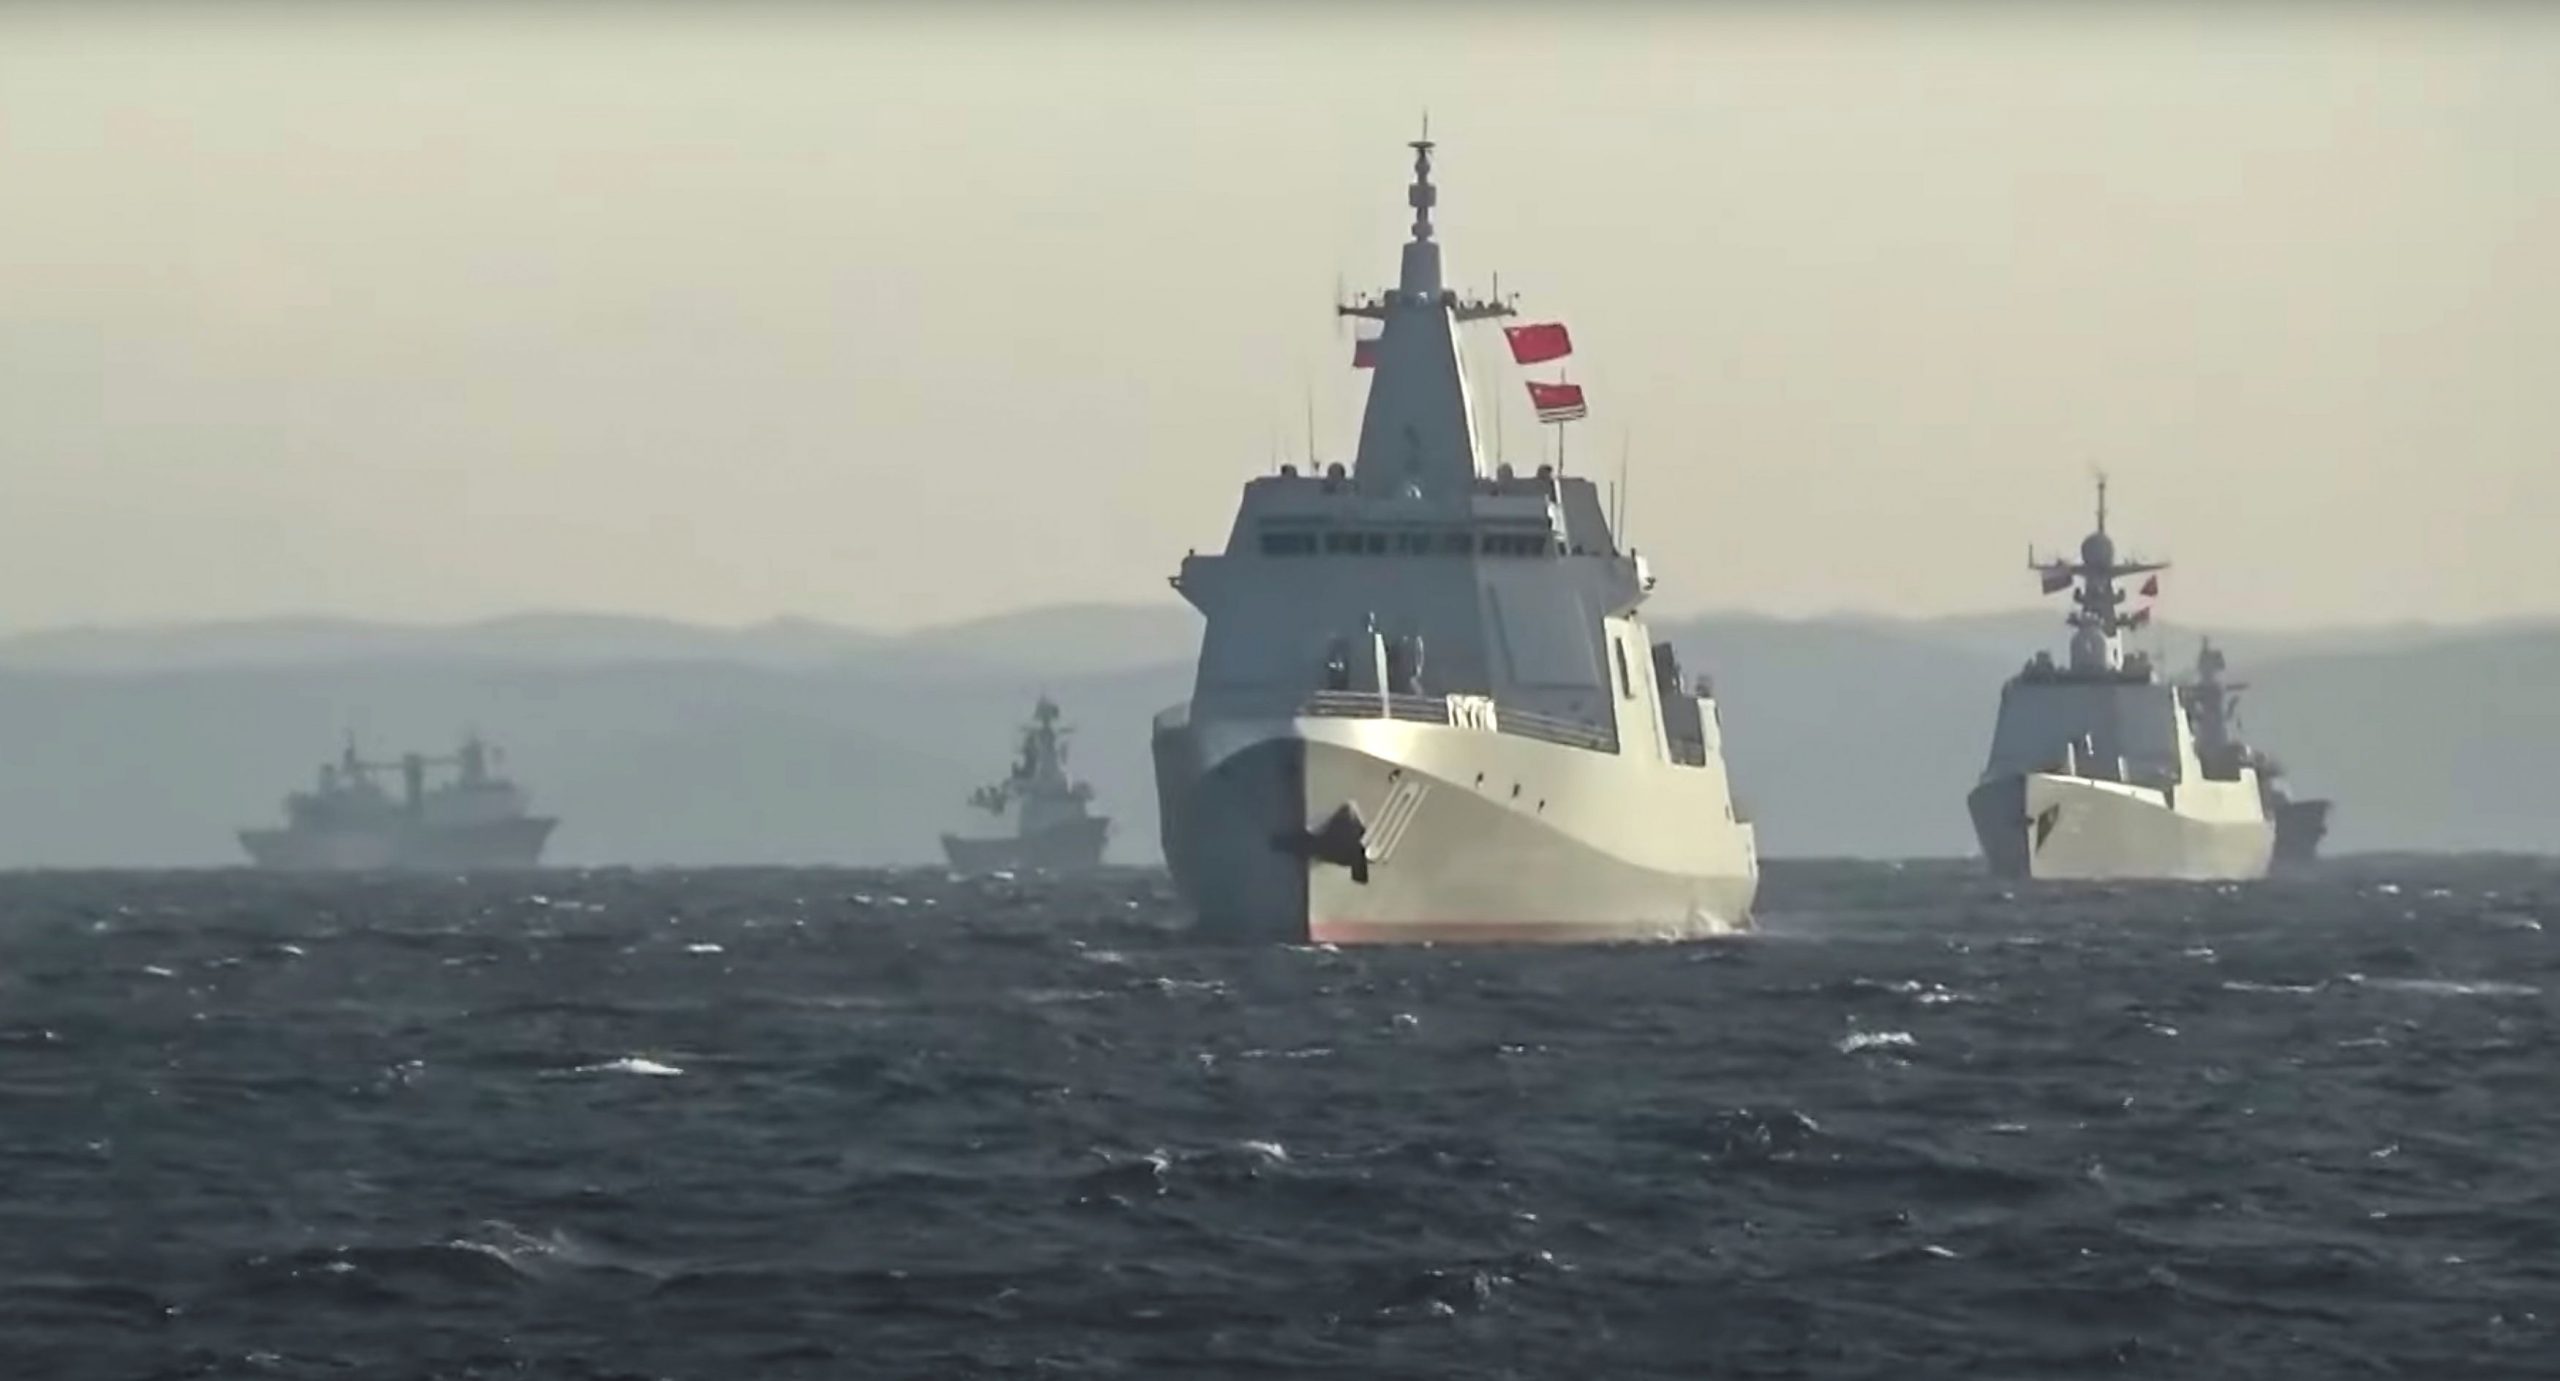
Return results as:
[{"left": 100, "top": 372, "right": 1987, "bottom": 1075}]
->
[
  {"left": 1336, "top": 131, "right": 1515, "bottom": 500},
  {"left": 2032, "top": 473, "right": 2168, "bottom": 676}
]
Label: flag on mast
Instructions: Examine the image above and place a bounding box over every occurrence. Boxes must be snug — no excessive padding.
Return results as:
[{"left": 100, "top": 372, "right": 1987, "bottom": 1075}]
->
[
  {"left": 1351, "top": 335, "right": 1380, "bottom": 369},
  {"left": 1503, "top": 322, "right": 1573, "bottom": 365},
  {"left": 2140, "top": 575, "right": 2160, "bottom": 597},
  {"left": 1527, "top": 379, "right": 1587, "bottom": 423}
]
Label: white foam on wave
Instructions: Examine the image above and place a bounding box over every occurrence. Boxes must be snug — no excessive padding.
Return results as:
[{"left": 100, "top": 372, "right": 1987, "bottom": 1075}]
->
[
  {"left": 2349, "top": 975, "right": 2540, "bottom": 999},
  {"left": 1837, "top": 1029, "right": 1915, "bottom": 1054},
  {"left": 577, "top": 1056, "right": 684, "bottom": 1077},
  {"left": 683, "top": 942, "right": 724, "bottom": 955}
]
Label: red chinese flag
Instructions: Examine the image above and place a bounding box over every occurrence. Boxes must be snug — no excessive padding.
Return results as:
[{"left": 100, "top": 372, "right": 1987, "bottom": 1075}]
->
[
  {"left": 1504, "top": 322, "right": 1573, "bottom": 365},
  {"left": 1526, "top": 379, "right": 1588, "bottom": 423},
  {"left": 1352, "top": 336, "right": 1380, "bottom": 369},
  {"left": 2140, "top": 575, "right": 2160, "bottom": 597}
]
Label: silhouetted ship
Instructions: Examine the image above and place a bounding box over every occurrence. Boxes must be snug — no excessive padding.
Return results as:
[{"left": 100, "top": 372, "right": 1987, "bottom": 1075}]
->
[
  {"left": 239, "top": 734, "right": 557, "bottom": 871},
  {"left": 2181, "top": 637, "right": 2333, "bottom": 866},
  {"left": 1968, "top": 479, "right": 2275, "bottom": 880},
  {"left": 941, "top": 696, "right": 1111, "bottom": 873}
]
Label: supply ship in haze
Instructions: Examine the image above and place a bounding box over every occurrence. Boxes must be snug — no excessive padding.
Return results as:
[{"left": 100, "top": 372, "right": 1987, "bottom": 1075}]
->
[
  {"left": 1967, "top": 480, "right": 2275, "bottom": 881},
  {"left": 941, "top": 695, "right": 1111, "bottom": 873},
  {"left": 239, "top": 733, "right": 557, "bottom": 871},
  {"left": 1150, "top": 134, "right": 1758, "bottom": 943},
  {"left": 2181, "top": 637, "right": 2333, "bottom": 866}
]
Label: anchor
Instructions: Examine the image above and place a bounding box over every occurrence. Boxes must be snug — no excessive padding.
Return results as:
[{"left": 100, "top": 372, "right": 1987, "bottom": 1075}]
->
[
  {"left": 1273, "top": 801, "right": 1372, "bottom": 884},
  {"left": 2032, "top": 804, "right": 2061, "bottom": 851}
]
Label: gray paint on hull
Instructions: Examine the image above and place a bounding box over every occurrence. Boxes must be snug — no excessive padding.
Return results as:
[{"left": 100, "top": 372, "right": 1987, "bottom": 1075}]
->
[
  {"left": 941, "top": 815, "right": 1112, "bottom": 874},
  {"left": 1969, "top": 773, "right": 2273, "bottom": 881},
  {"left": 238, "top": 816, "right": 557, "bottom": 872}
]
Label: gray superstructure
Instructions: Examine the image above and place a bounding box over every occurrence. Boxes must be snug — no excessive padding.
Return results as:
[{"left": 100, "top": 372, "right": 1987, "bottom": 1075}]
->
[
  {"left": 1967, "top": 482, "right": 2274, "bottom": 881},
  {"left": 941, "top": 695, "right": 1112, "bottom": 873},
  {"left": 1150, "top": 135, "right": 1758, "bottom": 944},
  {"left": 2181, "top": 638, "right": 2333, "bottom": 867},
  {"left": 239, "top": 733, "right": 556, "bottom": 872}
]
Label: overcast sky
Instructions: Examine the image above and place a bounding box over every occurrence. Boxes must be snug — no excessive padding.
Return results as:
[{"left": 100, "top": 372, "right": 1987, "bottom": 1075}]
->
[{"left": 3, "top": 2, "right": 2554, "bottom": 632}]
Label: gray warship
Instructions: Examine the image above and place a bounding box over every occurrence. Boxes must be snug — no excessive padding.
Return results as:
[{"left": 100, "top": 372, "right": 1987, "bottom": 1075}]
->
[
  {"left": 941, "top": 696, "right": 1111, "bottom": 873},
  {"left": 239, "top": 733, "right": 557, "bottom": 871},
  {"left": 1967, "top": 480, "right": 2275, "bottom": 881},
  {"left": 1149, "top": 134, "right": 1758, "bottom": 944},
  {"left": 2181, "top": 637, "right": 2333, "bottom": 866}
]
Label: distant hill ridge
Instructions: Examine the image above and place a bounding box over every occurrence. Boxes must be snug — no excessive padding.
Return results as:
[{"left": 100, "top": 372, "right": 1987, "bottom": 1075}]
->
[
  {"left": 1, "top": 604, "right": 2534, "bottom": 672},
  {"left": 0, "top": 604, "right": 2547, "bottom": 867}
]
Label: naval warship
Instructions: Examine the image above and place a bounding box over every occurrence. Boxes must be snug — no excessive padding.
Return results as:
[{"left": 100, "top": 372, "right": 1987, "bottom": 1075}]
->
[
  {"left": 238, "top": 733, "right": 557, "bottom": 871},
  {"left": 2181, "top": 637, "right": 2333, "bottom": 866},
  {"left": 940, "top": 695, "right": 1112, "bottom": 873},
  {"left": 1149, "top": 135, "right": 1759, "bottom": 944},
  {"left": 1967, "top": 480, "right": 2275, "bottom": 881}
]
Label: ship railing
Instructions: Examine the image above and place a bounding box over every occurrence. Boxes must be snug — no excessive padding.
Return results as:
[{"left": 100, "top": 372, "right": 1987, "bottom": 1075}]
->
[
  {"left": 1157, "top": 691, "right": 1620, "bottom": 754},
  {"left": 1298, "top": 690, "right": 1621, "bottom": 754}
]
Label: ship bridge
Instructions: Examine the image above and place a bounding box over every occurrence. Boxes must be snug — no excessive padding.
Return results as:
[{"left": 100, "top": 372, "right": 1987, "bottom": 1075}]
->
[{"left": 1168, "top": 136, "right": 1713, "bottom": 769}]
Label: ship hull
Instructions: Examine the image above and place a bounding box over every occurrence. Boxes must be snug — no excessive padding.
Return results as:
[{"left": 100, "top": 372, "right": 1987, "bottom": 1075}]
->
[
  {"left": 238, "top": 817, "right": 557, "bottom": 872},
  {"left": 2272, "top": 798, "right": 2331, "bottom": 866},
  {"left": 1968, "top": 773, "right": 2273, "bottom": 882},
  {"left": 941, "top": 815, "right": 1111, "bottom": 873},
  {"left": 1154, "top": 709, "right": 1757, "bottom": 945}
]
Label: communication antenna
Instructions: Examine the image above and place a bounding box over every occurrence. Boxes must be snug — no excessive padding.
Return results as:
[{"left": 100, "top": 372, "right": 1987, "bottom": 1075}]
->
[
  {"left": 1303, "top": 377, "right": 1316, "bottom": 468},
  {"left": 1616, "top": 428, "right": 1633, "bottom": 542},
  {"left": 1491, "top": 270, "right": 1505, "bottom": 466}
]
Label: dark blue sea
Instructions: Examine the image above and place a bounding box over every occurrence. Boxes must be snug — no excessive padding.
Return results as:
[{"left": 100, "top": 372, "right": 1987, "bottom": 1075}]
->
[{"left": 3, "top": 858, "right": 2555, "bottom": 1379}]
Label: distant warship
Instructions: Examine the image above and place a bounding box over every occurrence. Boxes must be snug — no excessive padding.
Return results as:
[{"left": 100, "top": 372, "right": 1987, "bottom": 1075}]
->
[
  {"left": 239, "top": 733, "right": 557, "bottom": 871},
  {"left": 2180, "top": 638, "right": 2333, "bottom": 866},
  {"left": 1150, "top": 134, "right": 1758, "bottom": 943},
  {"left": 941, "top": 696, "right": 1111, "bottom": 873},
  {"left": 1968, "top": 480, "right": 2275, "bottom": 881}
]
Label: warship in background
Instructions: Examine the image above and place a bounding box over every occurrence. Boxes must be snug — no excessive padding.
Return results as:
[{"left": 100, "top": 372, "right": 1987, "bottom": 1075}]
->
[
  {"left": 941, "top": 696, "right": 1111, "bottom": 873},
  {"left": 1150, "top": 134, "right": 1758, "bottom": 944},
  {"left": 1967, "top": 480, "right": 2276, "bottom": 881},
  {"left": 239, "top": 733, "right": 556, "bottom": 871},
  {"left": 2181, "top": 637, "right": 2333, "bottom": 866}
]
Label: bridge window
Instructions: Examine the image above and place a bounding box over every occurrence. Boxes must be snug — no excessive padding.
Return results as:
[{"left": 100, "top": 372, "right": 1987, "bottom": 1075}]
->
[
  {"left": 1482, "top": 532, "right": 1558, "bottom": 557},
  {"left": 1259, "top": 531, "right": 1319, "bottom": 556},
  {"left": 1613, "top": 638, "right": 1633, "bottom": 698}
]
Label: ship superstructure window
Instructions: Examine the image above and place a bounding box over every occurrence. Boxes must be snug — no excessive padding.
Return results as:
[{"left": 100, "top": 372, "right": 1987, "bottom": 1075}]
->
[
  {"left": 1279, "top": 526, "right": 1559, "bottom": 556},
  {"left": 1613, "top": 638, "right": 1633, "bottom": 698}
]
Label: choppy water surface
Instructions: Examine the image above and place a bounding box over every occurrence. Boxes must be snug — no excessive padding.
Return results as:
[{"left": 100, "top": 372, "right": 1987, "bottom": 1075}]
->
[{"left": 2, "top": 858, "right": 2555, "bottom": 1379}]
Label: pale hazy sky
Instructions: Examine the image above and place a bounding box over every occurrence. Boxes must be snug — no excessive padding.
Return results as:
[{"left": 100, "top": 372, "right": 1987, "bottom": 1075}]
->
[{"left": 4, "top": 3, "right": 2555, "bottom": 633}]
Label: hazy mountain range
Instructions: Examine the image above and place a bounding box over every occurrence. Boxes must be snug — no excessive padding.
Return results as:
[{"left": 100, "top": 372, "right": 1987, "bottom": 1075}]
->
[{"left": 0, "top": 605, "right": 2549, "bottom": 868}]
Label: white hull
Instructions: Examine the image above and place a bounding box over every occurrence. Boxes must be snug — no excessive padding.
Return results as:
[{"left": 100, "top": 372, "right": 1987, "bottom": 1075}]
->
[
  {"left": 1969, "top": 772, "right": 2273, "bottom": 881},
  {"left": 1155, "top": 709, "right": 1758, "bottom": 944}
]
